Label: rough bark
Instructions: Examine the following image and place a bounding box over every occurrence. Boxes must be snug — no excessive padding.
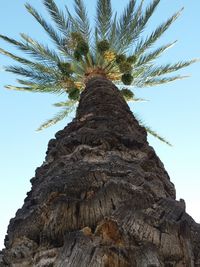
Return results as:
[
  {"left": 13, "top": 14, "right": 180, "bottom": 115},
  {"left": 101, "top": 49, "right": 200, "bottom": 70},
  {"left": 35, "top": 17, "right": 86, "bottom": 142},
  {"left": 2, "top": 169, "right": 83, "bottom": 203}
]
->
[{"left": 1, "top": 77, "right": 200, "bottom": 267}]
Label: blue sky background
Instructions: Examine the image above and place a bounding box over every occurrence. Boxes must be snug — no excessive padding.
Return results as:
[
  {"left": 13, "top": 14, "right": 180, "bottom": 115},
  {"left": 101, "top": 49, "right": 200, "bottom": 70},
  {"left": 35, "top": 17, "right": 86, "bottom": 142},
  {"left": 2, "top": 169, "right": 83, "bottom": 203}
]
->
[{"left": 0, "top": 0, "right": 199, "bottom": 249}]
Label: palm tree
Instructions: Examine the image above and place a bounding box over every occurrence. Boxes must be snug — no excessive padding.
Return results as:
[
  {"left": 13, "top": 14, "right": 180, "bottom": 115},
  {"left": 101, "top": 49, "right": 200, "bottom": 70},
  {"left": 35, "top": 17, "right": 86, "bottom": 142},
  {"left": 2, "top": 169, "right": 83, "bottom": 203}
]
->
[
  {"left": 1, "top": 1, "right": 200, "bottom": 266},
  {"left": 0, "top": 0, "right": 196, "bottom": 145}
]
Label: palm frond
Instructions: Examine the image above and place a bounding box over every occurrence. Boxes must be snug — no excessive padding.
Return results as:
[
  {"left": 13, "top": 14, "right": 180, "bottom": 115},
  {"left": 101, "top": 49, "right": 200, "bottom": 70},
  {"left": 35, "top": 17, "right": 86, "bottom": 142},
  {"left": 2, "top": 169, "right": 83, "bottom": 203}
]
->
[
  {"left": 5, "top": 85, "right": 34, "bottom": 92},
  {"left": 117, "top": 0, "right": 136, "bottom": 41},
  {"left": 0, "top": 48, "right": 32, "bottom": 64},
  {"left": 132, "top": 0, "right": 160, "bottom": 45},
  {"left": 25, "top": 3, "right": 68, "bottom": 54},
  {"left": 96, "top": 0, "right": 112, "bottom": 39},
  {"left": 108, "top": 12, "right": 117, "bottom": 48},
  {"left": 0, "top": 34, "right": 60, "bottom": 64},
  {"left": 131, "top": 58, "right": 198, "bottom": 87},
  {"left": 131, "top": 0, "right": 160, "bottom": 42},
  {"left": 135, "top": 41, "right": 177, "bottom": 66},
  {"left": 116, "top": 0, "right": 161, "bottom": 52},
  {"left": 53, "top": 100, "right": 76, "bottom": 107},
  {"left": 64, "top": 6, "right": 81, "bottom": 34},
  {"left": 5, "top": 65, "right": 57, "bottom": 84},
  {"left": 140, "top": 0, "right": 160, "bottom": 25},
  {"left": 73, "top": 0, "right": 90, "bottom": 40},
  {"left": 5, "top": 84, "right": 59, "bottom": 93},
  {"left": 37, "top": 106, "right": 74, "bottom": 131},
  {"left": 0, "top": 47, "right": 59, "bottom": 75},
  {"left": 17, "top": 79, "right": 63, "bottom": 92},
  {"left": 145, "top": 125, "right": 172, "bottom": 146},
  {"left": 129, "top": 97, "right": 148, "bottom": 102},
  {"left": 5, "top": 81, "right": 62, "bottom": 93},
  {"left": 147, "top": 60, "right": 198, "bottom": 77},
  {"left": 20, "top": 33, "right": 61, "bottom": 63},
  {"left": 131, "top": 65, "right": 149, "bottom": 81},
  {"left": 0, "top": 34, "right": 24, "bottom": 49},
  {"left": 134, "top": 8, "right": 183, "bottom": 55},
  {"left": 138, "top": 75, "right": 188, "bottom": 87},
  {"left": 0, "top": 34, "right": 35, "bottom": 61},
  {"left": 135, "top": 114, "right": 172, "bottom": 146},
  {"left": 115, "top": 0, "right": 144, "bottom": 52},
  {"left": 43, "top": 0, "right": 69, "bottom": 35},
  {"left": 0, "top": 0, "right": 198, "bottom": 135}
]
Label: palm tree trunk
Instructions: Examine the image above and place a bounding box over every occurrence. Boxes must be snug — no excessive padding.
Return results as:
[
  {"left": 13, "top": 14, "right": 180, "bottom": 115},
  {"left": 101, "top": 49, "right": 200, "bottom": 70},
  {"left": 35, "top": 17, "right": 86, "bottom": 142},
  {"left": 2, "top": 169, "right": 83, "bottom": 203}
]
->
[{"left": 1, "top": 77, "right": 200, "bottom": 267}]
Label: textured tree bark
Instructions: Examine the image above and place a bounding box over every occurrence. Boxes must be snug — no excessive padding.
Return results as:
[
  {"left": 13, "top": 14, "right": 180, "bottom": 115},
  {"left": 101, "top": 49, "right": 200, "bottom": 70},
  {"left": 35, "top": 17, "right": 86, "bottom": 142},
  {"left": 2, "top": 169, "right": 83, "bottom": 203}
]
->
[{"left": 0, "top": 77, "right": 200, "bottom": 267}]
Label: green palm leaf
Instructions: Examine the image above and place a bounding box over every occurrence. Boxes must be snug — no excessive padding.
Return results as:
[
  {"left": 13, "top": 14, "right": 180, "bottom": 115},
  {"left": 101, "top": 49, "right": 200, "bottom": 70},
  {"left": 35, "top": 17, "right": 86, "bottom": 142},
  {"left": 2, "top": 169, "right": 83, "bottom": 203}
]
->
[
  {"left": 117, "top": 0, "right": 161, "bottom": 52},
  {"left": 4, "top": 65, "right": 58, "bottom": 85},
  {"left": 147, "top": 60, "right": 198, "bottom": 77},
  {"left": 134, "top": 8, "right": 183, "bottom": 56},
  {"left": 108, "top": 13, "right": 117, "bottom": 48},
  {"left": 96, "top": 0, "right": 112, "bottom": 39},
  {"left": 0, "top": 48, "right": 59, "bottom": 75},
  {"left": 43, "top": 0, "right": 69, "bottom": 35},
  {"left": 115, "top": 0, "right": 144, "bottom": 52},
  {"left": 53, "top": 100, "right": 77, "bottom": 107},
  {"left": 0, "top": 0, "right": 198, "bottom": 135},
  {"left": 117, "top": 0, "right": 136, "bottom": 42},
  {"left": 20, "top": 33, "right": 61, "bottom": 63},
  {"left": 37, "top": 105, "right": 75, "bottom": 131},
  {"left": 0, "top": 34, "right": 60, "bottom": 64},
  {"left": 129, "top": 97, "right": 148, "bottom": 102},
  {"left": 135, "top": 41, "right": 177, "bottom": 66},
  {"left": 25, "top": 3, "right": 69, "bottom": 55},
  {"left": 138, "top": 75, "right": 188, "bottom": 87},
  {"left": 17, "top": 79, "right": 63, "bottom": 93},
  {"left": 145, "top": 126, "right": 172, "bottom": 146},
  {"left": 135, "top": 114, "right": 172, "bottom": 146},
  {"left": 5, "top": 83, "right": 62, "bottom": 93},
  {"left": 0, "top": 48, "right": 32, "bottom": 64},
  {"left": 131, "top": 0, "right": 160, "bottom": 44},
  {"left": 73, "top": 0, "right": 90, "bottom": 40}
]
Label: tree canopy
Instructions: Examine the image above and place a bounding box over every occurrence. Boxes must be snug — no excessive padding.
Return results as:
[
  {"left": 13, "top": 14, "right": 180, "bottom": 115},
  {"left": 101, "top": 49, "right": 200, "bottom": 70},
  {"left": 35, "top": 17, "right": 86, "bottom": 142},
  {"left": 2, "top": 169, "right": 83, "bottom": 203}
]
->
[{"left": 0, "top": 0, "right": 197, "bottom": 144}]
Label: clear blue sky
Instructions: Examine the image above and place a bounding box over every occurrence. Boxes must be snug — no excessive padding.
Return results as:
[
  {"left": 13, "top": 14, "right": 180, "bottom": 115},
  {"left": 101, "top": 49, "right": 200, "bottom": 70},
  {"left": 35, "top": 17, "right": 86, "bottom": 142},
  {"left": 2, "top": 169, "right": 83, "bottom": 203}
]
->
[{"left": 0, "top": 0, "right": 199, "bottom": 249}]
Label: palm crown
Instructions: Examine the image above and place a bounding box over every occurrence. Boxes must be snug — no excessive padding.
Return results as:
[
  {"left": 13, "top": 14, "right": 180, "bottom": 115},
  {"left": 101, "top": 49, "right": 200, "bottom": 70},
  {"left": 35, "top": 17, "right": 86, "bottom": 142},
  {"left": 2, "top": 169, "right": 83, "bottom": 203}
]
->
[{"left": 0, "top": 0, "right": 197, "bottom": 144}]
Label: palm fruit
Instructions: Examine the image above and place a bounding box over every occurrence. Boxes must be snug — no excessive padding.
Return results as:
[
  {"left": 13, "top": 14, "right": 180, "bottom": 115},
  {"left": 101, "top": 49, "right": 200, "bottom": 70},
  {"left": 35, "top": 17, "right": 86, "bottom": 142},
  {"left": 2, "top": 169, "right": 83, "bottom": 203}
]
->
[
  {"left": 121, "top": 88, "right": 134, "bottom": 100},
  {"left": 76, "top": 41, "right": 89, "bottom": 56},
  {"left": 74, "top": 49, "right": 82, "bottom": 61},
  {"left": 68, "top": 87, "right": 80, "bottom": 100},
  {"left": 127, "top": 55, "right": 137, "bottom": 64},
  {"left": 115, "top": 54, "right": 126, "bottom": 64},
  {"left": 97, "top": 40, "right": 110, "bottom": 53},
  {"left": 119, "top": 62, "right": 132, "bottom": 73},
  {"left": 103, "top": 51, "right": 116, "bottom": 61},
  {"left": 58, "top": 62, "right": 73, "bottom": 76},
  {"left": 71, "top": 32, "right": 83, "bottom": 42},
  {"left": 121, "top": 73, "right": 133, "bottom": 85}
]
